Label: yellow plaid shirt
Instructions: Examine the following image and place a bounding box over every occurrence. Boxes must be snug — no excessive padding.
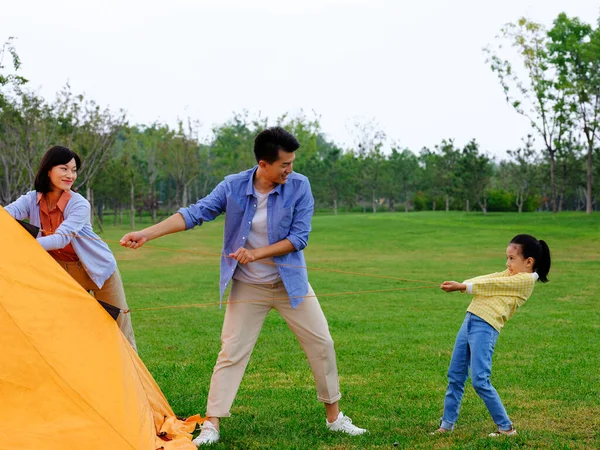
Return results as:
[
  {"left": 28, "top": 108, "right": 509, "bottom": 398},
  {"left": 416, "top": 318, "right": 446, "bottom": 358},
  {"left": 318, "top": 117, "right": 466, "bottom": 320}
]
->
[{"left": 464, "top": 269, "right": 538, "bottom": 332}]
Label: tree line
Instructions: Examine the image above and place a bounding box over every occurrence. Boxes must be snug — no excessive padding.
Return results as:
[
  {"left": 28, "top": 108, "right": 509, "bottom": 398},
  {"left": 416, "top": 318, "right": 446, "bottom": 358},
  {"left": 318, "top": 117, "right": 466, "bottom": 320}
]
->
[{"left": 1, "top": 13, "right": 598, "bottom": 228}]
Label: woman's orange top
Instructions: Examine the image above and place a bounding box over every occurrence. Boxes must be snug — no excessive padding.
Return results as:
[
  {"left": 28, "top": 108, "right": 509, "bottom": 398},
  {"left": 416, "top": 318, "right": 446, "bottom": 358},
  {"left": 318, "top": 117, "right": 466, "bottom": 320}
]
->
[{"left": 37, "top": 191, "right": 79, "bottom": 262}]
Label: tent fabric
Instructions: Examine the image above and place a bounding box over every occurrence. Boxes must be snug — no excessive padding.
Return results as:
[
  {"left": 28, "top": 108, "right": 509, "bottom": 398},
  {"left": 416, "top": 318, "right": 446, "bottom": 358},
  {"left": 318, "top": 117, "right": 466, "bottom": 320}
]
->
[{"left": 0, "top": 207, "right": 201, "bottom": 450}]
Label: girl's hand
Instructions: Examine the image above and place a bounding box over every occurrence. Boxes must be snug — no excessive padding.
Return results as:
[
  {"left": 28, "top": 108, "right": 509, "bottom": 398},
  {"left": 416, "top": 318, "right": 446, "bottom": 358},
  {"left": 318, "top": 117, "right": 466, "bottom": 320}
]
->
[{"left": 440, "top": 281, "right": 466, "bottom": 292}]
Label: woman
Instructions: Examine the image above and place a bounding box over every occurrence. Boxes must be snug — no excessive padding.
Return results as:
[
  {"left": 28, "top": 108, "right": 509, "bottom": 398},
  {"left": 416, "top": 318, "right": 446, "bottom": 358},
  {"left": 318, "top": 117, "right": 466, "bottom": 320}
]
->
[{"left": 4, "top": 145, "right": 136, "bottom": 351}]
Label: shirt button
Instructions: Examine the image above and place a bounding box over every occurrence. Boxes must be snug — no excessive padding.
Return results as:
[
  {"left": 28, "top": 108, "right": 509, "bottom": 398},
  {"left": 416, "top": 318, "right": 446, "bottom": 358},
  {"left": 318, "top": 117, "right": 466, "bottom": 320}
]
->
[
  {"left": 253, "top": 204, "right": 257, "bottom": 207},
  {"left": 242, "top": 237, "right": 246, "bottom": 240},
  {"left": 248, "top": 221, "right": 251, "bottom": 224}
]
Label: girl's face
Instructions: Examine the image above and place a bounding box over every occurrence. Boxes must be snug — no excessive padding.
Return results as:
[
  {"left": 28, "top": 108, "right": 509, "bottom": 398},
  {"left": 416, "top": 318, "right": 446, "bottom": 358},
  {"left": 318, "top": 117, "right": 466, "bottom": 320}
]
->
[
  {"left": 506, "top": 243, "right": 534, "bottom": 275},
  {"left": 48, "top": 158, "right": 77, "bottom": 192}
]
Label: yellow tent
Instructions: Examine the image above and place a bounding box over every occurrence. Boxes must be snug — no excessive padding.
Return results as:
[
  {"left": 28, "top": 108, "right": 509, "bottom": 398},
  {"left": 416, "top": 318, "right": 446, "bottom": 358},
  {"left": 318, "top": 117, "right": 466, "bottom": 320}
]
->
[{"left": 0, "top": 206, "right": 199, "bottom": 450}]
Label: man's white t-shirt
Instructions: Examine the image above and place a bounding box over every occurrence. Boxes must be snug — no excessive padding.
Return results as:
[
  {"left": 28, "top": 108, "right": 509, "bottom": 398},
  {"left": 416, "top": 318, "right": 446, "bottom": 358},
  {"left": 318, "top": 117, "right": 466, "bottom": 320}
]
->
[{"left": 233, "top": 190, "right": 281, "bottom": 284}]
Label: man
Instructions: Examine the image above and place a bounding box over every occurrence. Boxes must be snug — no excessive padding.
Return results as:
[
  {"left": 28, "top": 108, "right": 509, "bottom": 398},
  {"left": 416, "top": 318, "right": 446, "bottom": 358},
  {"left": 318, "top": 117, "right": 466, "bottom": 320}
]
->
[{"left": 120, "top": 127, "right": 367, "bottom": 446}]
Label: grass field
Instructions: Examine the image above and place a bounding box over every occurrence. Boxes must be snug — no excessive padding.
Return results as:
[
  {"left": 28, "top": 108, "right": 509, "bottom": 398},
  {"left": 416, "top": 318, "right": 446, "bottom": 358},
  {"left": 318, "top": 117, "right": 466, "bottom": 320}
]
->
[{"left": 103, "top": 211, "right": 599, "bottom": 449}]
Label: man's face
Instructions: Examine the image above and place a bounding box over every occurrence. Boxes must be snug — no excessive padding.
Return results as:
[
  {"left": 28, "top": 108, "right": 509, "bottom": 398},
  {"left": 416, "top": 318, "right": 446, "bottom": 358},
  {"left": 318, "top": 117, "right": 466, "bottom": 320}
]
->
[{"left": 260, "top": 149, "right": 295, "bottom": 185}]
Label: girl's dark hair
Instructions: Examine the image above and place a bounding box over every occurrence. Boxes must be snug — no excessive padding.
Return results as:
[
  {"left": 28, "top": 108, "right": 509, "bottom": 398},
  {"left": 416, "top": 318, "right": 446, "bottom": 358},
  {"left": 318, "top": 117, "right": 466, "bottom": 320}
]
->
[
  {"left": 254, "top": 126, "right": 300, "bottom": 164},
  {"left": 34, "top": 146, "right": 81, "bottom": 193},
  {"left": 510, "top": 234, "right": 551, "bottom": 283}
]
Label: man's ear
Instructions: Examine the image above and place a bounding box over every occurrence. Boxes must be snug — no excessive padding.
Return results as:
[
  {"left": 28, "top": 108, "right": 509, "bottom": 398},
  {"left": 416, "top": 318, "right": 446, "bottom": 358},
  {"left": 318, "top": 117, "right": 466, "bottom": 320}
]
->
[{"left": 257, "top": 160, "right": 268, "bottom": 169}]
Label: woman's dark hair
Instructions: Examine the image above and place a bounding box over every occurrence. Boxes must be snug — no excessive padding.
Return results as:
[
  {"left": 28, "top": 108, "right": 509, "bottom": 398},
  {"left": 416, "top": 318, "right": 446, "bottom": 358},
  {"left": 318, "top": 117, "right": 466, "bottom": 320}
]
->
[
  {"left": 253, "top": 127, "right": 300, "bottom": 164},
  {"left": 510, "top": 234, "right": 551, "bottom": 282},
  {"left": 34, "top": 146, "right": 81, "bottom": 193}
]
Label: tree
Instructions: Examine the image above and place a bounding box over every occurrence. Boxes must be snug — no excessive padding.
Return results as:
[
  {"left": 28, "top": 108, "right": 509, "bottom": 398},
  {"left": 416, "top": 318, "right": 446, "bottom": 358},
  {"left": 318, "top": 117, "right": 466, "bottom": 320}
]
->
[
  {"left": 160, "top": 118, "right": 201, "bottom": 210},
  {"left": 387, "top": 147, "right": 419, "bottom": 212},
  {"left": 418, "top": 147, "right": 444, "bottom": 210},
  {"left": 555, "top": 132, "right": 585, "bottom": 211},
  {"left": 0, "top": 37, "right": 27, "bottom": 103},
  {"left": 549, "top": 14, "right": 600, "bottom": 213},
  {"left": 506, "top": 135, "right": 539, "bottom": 212},
  {"left": 434, "top": 139, "right": 460, "bottom": 211},
  {"left": 52, "top": 86, "right": 125, "bottom": 190},
  {"left": 210, "top": 113, "right": 257, "bottom": 182},
  {"left": 485, "top": 18, "right": 572, "bottom": 213},
  {"left": 347, "top": 117, "right": 386, "bottom": 213},
  {"left": 308, "top": 136, "right": 346, "bottom": 214},
  {"left": 0, "top": 91, "right": 53, "bottom": 203},
  {"left": 109, "top": 126, "right": 150, "bottom": 229},
  {"left": 457, "top": 140, "right": 494, "bottom": 214},
  {"left": 0, "top": 39, "right": 43, "bottom": 204}
]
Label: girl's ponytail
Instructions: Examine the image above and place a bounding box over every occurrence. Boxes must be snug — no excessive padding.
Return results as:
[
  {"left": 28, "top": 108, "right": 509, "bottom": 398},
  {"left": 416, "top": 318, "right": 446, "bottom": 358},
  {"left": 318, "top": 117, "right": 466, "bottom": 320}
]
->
[
  {"left": 536, "top": 239, "right": 551, "bottom": 283},
  {"left": 510, "top": 234, "right": 551, "bottom": 282}
]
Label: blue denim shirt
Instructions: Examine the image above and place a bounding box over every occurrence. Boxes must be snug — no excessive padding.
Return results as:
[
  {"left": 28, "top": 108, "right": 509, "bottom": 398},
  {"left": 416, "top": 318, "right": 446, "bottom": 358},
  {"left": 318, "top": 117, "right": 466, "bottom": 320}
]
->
[
  {"left": 4, "top": 191, "right": 117, "bottom": 289},
  {"left": 178, "top": 166, "right": 314, "bottom": 308}
]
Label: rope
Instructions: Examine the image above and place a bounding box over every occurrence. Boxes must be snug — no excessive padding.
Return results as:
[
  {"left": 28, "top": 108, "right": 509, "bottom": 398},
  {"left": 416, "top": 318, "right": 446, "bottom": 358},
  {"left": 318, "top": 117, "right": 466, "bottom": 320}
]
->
[
  {"left": 42, "top": 230, "right": 438, "bottom": 285},
  {"left": 40, "top": 229, "right": 440, "bottom": 312},
  {"left": 135, "top": 285, "right": 438, "bottom": 312}
]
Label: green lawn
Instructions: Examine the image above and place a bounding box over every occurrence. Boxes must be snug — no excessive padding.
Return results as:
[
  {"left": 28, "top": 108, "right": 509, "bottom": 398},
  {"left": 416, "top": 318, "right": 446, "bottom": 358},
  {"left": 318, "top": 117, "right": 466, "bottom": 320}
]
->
[{"left": 103, "top": 211, "right": 600, "bottom": 449}]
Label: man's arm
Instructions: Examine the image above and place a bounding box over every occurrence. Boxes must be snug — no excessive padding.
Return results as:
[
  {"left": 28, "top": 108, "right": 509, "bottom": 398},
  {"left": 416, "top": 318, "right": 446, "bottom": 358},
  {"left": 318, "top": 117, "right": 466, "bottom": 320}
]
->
[
  {"left": 120, "top": 180, "right": 228, "bottom": 249},
  {"left": 285, "top": 180, "right": 314, "bottom": 252},
  {"left": 120, "top": 213, "right": 186, "bottom": 249},
  {"left": 230, "top": 178, "right": 313, "bottom": 265}
]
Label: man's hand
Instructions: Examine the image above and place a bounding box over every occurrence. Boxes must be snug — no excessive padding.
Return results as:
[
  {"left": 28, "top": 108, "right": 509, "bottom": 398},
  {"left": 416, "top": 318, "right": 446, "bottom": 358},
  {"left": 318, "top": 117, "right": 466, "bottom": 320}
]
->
[
  {"left": 440, "top": 281, "right": 466, "bottom": 293},
  {"left": 120, "top": 231, "right": 149, "bottom": 249},
  {"left": 229, "top": 247, "right": 257, "bottom": 264},
  {"left": 119, "top": 213, "right": 186, "bottom": 249}
]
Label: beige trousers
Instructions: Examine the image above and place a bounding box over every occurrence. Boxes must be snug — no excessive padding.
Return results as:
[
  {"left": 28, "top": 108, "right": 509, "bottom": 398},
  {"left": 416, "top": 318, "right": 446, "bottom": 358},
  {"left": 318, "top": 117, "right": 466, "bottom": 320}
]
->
[
  {"left": 57, "top": 261, "right": 137, "bottom": 352},
  {"left": 206, "top": 279, "right": 341, "bottom": 418}
]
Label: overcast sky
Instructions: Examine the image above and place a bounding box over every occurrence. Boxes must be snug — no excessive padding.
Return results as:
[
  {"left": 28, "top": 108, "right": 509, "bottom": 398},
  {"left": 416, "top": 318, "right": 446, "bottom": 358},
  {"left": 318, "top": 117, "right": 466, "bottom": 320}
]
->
[{"left": 2, "top": 0, "right": 599, "bottom": 159}]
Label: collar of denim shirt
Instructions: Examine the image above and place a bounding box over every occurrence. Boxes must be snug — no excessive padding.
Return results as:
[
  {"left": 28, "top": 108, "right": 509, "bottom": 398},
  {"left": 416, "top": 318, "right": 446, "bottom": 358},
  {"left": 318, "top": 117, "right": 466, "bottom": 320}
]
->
[{"left": 244, "top": 165, "right": 284, "bottom": 197}]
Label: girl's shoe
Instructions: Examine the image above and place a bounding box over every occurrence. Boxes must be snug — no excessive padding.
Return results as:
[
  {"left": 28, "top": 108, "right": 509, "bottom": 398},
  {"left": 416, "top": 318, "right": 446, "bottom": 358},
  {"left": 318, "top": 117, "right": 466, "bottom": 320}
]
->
[
  {"left": 488, "top": 428, "right": 517, "bottom": 437},
  {"left": 430, "top": 427, "right": 451, "bottom": 435}
]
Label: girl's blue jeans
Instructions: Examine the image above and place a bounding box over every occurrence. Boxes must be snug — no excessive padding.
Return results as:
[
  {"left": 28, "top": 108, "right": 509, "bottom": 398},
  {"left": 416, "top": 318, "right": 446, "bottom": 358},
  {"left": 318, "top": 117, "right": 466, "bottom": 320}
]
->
[{"left": 440, "top": 312, "right": 512, "bottom": 431}]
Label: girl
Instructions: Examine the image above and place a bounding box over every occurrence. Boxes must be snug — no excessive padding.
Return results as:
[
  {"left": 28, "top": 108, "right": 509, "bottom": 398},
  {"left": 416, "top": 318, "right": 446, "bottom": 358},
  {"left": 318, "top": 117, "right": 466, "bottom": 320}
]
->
[
  {"left": 4, "top": 146, "right": 137, "bottom": 351},
  {"left": 433, "top": 234, "right": 551, "bottom": 437}
]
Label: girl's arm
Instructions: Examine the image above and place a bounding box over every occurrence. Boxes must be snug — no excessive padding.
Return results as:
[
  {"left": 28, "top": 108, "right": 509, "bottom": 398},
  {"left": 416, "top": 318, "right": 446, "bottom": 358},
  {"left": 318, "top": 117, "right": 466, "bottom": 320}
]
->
[
  {"left": 466, "top": 272, "right": 538, "bottom": 298},
  {"left": 441, "top": 281, "right": 467, "bottom": 292},
  {"left": 441, "top": 270, "right": 509, "bottom": 293},
  {"left": 464, "top": 269, "right": 509, "bottom": 284}
]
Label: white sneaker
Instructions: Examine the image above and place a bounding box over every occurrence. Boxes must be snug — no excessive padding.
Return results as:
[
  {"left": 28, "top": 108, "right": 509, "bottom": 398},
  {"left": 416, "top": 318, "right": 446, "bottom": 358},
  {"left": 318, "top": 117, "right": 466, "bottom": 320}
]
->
[
  {"left": 489, "top": 428, "right": 517, "bottom": 437},
  {"left": 192, "top": 420, "right": 220, "bottom": 446},
  {"left": 326, "top": 412, "right": 368, "bottom": 436}
]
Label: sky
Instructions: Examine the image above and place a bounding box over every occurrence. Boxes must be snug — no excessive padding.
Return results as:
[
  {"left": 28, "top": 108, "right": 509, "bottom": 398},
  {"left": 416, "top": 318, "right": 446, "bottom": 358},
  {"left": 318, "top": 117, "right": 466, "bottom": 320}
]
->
[{"left": 2, "top": 0, "right": 599, "bottom": 159}]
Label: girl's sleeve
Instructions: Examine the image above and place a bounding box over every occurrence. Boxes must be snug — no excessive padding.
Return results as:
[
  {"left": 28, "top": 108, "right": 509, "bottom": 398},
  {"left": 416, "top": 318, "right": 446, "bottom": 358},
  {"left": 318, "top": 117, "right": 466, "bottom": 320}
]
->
[
  {"left": 466, "top": 272, "right": 537, "bottom": 298},
  {"left": 3, "top": 193, "right": 32, "bottom": 221},
  {"left": 463, "top": 270, "right": 508, "bottom": 284},
  {"left": 37, "top": 199, "right": 90, "bottom": 251}
]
